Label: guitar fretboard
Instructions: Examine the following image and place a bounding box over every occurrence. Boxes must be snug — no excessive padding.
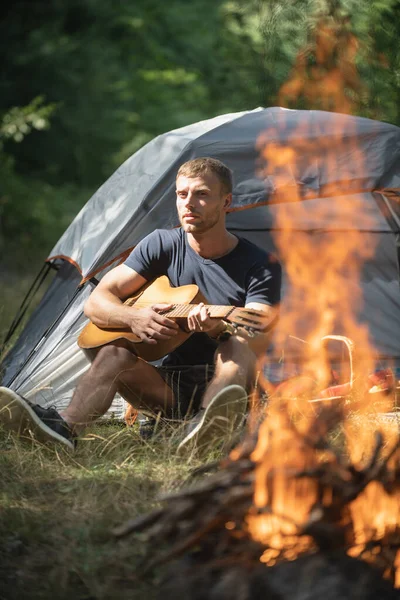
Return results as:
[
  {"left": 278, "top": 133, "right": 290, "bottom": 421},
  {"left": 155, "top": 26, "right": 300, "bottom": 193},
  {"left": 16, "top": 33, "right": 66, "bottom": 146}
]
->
[{"left": 133, "top": 302, "right": 234, "bottom": 319}]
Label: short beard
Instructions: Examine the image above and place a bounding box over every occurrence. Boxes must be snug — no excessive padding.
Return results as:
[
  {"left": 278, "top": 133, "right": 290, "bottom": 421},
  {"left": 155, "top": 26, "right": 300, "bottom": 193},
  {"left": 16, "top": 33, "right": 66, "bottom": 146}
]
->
[{"left": 179, "top": 213, "right": 220, "bottom": 234}]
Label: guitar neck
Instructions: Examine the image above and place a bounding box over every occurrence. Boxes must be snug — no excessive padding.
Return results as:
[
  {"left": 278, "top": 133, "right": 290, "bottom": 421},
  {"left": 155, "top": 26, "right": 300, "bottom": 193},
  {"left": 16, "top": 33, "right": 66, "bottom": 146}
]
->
[{"left": 133, "top": 302, "right": 235, "bottom": 319}]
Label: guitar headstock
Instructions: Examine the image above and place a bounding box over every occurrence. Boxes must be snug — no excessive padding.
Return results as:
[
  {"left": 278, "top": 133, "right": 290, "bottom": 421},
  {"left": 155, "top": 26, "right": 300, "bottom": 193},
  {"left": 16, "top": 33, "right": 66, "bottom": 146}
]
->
[{"left": 225, "top": 307, "right": 275, "bottom": 338}]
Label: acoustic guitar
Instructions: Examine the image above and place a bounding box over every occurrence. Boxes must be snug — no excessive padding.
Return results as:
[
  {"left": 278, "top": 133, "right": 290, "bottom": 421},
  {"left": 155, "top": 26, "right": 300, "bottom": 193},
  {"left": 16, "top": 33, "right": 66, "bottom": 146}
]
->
[{"left": 77, "top": 276, "right": 275, "bottom": 361}]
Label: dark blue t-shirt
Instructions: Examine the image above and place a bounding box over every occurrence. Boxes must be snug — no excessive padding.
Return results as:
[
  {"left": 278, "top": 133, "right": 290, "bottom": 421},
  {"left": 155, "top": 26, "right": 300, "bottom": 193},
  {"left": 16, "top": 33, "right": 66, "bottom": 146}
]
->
[{"left": 124, "top": 228, "right": 281, "bottom": 366}]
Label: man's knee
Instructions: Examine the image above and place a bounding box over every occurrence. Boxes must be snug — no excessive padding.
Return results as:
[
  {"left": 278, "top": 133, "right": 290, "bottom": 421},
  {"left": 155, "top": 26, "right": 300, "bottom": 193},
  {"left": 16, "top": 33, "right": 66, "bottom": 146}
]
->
[
  {"left": 214, "top": 336, "right": 257, "bottom": 379},
  {"left": 216, "top": 335, "right": 256, "bottom": 365},
  {"left": 90, "top": 341, "right": 138, "bottom": 372}
]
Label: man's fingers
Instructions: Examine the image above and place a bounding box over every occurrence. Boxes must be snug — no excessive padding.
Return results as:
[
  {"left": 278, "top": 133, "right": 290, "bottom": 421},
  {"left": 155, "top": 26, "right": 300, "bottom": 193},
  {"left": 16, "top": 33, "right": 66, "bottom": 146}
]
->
[
  {"left": 187, "top": 315, "right": 196, "bottom": 331},
  {"left": 200, "top": 305, "right": 209, "bottom": 319},
  {"left": 181, "top": 303, "right": 217, "bottom": 333},
  {"left": 187, "top": 303, "right": 203, "bottom": 318},
  {"left": 150, "top": 332, "right": 173, "bottom": 341},
  {"left": 156, "top": 324, "right": 179, "bottom": 337},
  {"left": 142, "top": 329, "right": 174, "bottom": 344},
  {"left": 152, "top": 303, "right": 174, "bottom": 314},
  {"left": 150, "top": 308, "right": 179, "bottom": 329},
  {"left": 146, "top": 322, "right": 180, "bottom": 341},
  {"left": 142, "top": 332, "right": 158, "bottom": 344},
  {"left": 187, "top": 314, "right": 202, "bottom": 332},
  {"left": 157, "top": 318, "right": 179, "bottom": 332},
  {"left": 200, "top": 306, "right": 210, "bottom": 328}
]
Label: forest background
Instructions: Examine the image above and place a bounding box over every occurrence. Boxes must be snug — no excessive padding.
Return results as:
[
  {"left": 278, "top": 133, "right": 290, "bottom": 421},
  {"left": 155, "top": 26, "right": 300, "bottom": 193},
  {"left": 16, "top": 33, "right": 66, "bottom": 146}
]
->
[{"left": 1, "top": 0, "right": 400, "bottom": 339}]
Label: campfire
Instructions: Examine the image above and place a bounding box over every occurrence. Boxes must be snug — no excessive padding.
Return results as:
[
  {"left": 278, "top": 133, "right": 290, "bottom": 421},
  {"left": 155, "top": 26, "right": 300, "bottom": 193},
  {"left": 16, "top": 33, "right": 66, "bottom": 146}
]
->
[
  {"left": 113, "top": 359, "right": 400, "bottom": 599},
  {"left": 113, "top": 7, "right": 400, "bottom": 599}
]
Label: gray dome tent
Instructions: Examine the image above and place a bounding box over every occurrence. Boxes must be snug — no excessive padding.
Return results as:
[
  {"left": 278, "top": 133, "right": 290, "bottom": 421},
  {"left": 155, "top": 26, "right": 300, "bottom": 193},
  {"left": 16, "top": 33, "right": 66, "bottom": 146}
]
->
[{"left": 1, "top": 107, "right": 400, "bottom": 415}]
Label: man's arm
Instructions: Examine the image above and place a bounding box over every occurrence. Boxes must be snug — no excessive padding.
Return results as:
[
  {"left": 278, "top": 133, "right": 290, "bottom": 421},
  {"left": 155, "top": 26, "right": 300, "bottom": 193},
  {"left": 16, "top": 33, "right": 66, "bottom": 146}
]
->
[
  {"left": 84, "top": 264, "right": 179, "bottom": 344},
  {"left": 185, "top": 300, "right": 279, "bottom": 342},
  {"left": 241, "top": 301, "right": 279, "bottom": 354},
  {"left": 244, "top": 302, "right": 279, "bottom": 331}
]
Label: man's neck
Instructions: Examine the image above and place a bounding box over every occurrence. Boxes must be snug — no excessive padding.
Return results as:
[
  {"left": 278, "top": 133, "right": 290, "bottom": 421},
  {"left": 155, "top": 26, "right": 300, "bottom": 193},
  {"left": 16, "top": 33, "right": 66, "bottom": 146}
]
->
[{"left": 187, "top": 229, "right": 238, "bottom": 259}]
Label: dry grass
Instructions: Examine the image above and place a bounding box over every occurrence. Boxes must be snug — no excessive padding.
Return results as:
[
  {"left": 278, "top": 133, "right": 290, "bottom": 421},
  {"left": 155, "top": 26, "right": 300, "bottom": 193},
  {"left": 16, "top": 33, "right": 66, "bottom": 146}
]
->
[
  {"left": 0, "top": 421, "right": 212, "bottom": 600},
  {"left": 1, "top": 395, "right": 399, "bottom": 599}
]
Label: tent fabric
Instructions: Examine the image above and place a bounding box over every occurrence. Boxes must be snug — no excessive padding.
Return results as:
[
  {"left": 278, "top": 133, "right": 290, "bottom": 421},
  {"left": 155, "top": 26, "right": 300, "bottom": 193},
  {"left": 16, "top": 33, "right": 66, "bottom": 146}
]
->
[
  {"left": 9, "top": 284, "right": 93, "bottom": 394},
  {"left": 9, "top": 290, "right": 127, "bottom": 418},
  {"left": 1, "top": 107, "right": 400, "bottom": 414},
  {"left": 1, "top": 262, "right": 83, "bottom": 387},
  {"left": 226, "top": 192, "right": 394, "bottom": 233},
  {"left": 224, "top": 225, "right": 400, "bottom": 358},
  {"left": 48, "top": 108, "right": 400, "bottom": 280}
]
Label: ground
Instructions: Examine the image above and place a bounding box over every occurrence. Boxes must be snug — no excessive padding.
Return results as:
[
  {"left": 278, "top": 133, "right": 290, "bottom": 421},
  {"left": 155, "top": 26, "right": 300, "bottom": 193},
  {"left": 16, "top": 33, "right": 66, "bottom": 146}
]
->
[{"left": 0, "top": 422, "right": 209, "bottom": 600}]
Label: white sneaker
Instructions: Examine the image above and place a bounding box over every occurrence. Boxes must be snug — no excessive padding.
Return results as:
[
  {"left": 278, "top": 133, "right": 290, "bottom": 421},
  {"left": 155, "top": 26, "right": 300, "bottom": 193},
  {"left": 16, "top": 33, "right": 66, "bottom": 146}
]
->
[{"left": 177, "top": 384, "right": 248, "bottom": 455}]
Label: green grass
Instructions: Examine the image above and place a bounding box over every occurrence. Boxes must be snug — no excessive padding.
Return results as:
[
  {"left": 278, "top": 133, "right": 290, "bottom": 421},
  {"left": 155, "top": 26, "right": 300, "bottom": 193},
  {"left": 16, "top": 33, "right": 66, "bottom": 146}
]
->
[{"left": 0, "top": 423, "right": 207, "bottom": 600}]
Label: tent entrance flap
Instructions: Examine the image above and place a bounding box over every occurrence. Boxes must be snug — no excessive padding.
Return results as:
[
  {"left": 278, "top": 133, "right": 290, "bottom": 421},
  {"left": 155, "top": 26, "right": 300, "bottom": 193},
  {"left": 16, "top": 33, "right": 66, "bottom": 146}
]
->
[
  {"left": 1, "top": 261, "right": 83, "bottom": 387},
  {"left": 0, "top": 263, "right": 52, "bottom": 356}
]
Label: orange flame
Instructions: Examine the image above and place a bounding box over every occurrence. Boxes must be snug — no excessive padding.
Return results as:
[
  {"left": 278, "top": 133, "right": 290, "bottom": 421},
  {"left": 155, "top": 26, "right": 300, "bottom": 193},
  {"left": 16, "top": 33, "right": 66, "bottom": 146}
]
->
[
  {"left": 279, "top": 14, "right": 364, "bottom": 114},
  {"left": 241, "top": 6, "right": 399, "bottom": 588}
]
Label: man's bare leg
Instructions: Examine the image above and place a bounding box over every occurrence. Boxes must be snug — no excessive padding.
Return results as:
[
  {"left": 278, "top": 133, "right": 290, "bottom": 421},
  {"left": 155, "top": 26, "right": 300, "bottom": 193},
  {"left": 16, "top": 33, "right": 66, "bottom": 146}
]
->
[
  {"left": 200, "top": 336, "right": 257, "bottom": 409},
  {"left": 176, "top": 336, "right": 256, "bottom": 453},
  {"left": 61, "top": 340, "right": 174, "bottom": 435}
]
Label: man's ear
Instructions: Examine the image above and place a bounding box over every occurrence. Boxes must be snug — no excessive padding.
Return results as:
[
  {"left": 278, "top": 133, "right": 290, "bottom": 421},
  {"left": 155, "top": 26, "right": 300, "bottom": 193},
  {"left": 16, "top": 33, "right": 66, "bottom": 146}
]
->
[{"left": 223, "top": 193, "right": 232, "bottom": 209}]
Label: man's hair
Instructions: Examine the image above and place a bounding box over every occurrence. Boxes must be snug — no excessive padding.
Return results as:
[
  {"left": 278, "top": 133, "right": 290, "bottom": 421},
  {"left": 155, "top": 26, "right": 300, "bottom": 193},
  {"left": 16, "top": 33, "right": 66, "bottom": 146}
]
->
[{"left": 177, "top": 157, "right": 233, "bottom": 195}]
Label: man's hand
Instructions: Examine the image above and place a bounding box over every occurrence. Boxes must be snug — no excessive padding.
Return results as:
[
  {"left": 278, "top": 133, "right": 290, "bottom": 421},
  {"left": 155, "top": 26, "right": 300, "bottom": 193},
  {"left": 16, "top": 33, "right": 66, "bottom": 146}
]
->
[
  {"left": 187, "top": 302, "right": 218, "bottom": 334},
  {"left": 129, "top": 304, "right": 179, "bottom": 344}
]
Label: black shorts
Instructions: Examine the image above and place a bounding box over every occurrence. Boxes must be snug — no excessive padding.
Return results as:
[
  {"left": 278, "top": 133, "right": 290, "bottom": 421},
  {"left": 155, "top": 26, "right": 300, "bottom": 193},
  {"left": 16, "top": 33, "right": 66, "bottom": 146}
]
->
[{"left": 157, "top": 364, "right": 214, "bottom": 419}]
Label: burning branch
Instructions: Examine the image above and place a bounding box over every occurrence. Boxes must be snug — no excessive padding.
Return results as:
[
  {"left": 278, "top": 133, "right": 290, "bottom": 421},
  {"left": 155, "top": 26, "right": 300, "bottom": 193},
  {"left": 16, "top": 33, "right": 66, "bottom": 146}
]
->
[{"left": 113, "top": 392, "right": 400, "bottom": 594}]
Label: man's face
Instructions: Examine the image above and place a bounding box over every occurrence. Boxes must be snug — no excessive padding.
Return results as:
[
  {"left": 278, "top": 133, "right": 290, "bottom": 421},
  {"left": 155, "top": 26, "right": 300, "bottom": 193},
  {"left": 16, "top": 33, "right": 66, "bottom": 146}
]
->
[{"left": 176, "top": 171, "right": 231, "bottom": 234}]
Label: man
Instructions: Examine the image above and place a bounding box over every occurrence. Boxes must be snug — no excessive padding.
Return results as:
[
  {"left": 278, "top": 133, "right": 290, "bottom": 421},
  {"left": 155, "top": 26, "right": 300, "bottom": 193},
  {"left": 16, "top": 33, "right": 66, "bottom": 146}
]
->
[{"left": 0, "top": 157, "right": 281, "bottom": 453}]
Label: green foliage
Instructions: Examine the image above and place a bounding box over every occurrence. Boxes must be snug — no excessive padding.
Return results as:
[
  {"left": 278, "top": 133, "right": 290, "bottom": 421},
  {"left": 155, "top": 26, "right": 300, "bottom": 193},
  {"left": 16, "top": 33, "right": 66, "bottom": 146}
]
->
[
  {"left": 356, "top": 0, "right": 400, "bottom": 124},
  {"left": 0, "top": 98, "right": 67, "bottom": 269},
  {"left": 0, "top": 96, "right": 56, "bottom": 145},
  {"left": 0, "top": 139, "right": 94, "bottom": 272},
  {"left": 1, "top": 0, "right": 399, "bottom": 187}
]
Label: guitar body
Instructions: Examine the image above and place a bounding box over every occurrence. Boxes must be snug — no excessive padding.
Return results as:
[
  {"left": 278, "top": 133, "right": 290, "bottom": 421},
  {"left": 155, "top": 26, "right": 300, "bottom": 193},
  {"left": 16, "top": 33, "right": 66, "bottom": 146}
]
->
[{"left": 77, "top": 276, "right": 206, "bottom": 361}]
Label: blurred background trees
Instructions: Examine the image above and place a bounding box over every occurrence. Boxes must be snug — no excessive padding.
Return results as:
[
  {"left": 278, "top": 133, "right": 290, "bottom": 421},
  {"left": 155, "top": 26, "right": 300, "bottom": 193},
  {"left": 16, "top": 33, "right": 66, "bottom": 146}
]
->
[{"left": 0, "top": 0, "right": 399, "bottom": 281}]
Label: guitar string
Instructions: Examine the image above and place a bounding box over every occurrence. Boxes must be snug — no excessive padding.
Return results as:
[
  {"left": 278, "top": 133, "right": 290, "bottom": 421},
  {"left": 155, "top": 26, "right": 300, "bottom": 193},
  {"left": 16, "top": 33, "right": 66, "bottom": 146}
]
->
[{"left": 125, "top": 301, "right": 264, "bottom": 323}]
